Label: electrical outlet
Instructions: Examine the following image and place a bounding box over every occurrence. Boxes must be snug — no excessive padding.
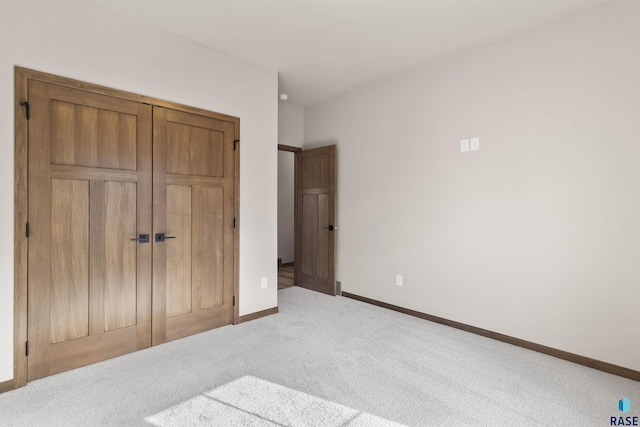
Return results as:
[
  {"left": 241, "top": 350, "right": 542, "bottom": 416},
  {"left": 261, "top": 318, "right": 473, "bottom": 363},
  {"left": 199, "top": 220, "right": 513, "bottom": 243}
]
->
[
  {"left": 395, "top": 275, "right": 403, "bottom": 286},
  {"left": 460, "top": 139, "right": 469, "bottom": 152},
  {"left": 261, "top": 277, "right": 268, "bottom": 289},
  {"left": 470, "top": 137, "right": 480, "bottom": 151}
]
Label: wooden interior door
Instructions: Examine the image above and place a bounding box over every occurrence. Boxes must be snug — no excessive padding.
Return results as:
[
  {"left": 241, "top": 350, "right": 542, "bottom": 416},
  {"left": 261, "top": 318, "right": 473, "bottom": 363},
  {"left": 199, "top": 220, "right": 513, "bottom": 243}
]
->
[
  {"left": 152, "top": 107, "right": 235, "bottom": 344},
  {"left": 295, "top": 145, "right": 337, "bottom": 295},
  {"left": 27, "top": 80, "right": 152, "bottom": 380}
]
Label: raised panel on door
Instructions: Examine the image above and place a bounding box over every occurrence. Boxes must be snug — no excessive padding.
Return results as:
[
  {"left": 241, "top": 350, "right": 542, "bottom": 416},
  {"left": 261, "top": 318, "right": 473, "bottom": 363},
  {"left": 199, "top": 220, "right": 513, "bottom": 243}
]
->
[
  {"left": 27, "top": 80, "right": 152, "bottom": 380},
  {"left": 103, "top": 181, "right": 138, "bottom": 331},
  {"left": 295, "top": 146, "right": 337, "bottom": 295},
  {"left": 49, "top": 178, "right": 90, "bottom": 344},
  {"left": 193, "top": 186, "right": 225, "bottom": 310},
  {"left": 301, "top": 194, "right": 318, "bottom": 276},
  {"left": 152, "top": 107, "right": 235, "bottom": 345},
  {"left": 50, "top": 98, "right": 137, "bottom": 171},
  {"left": 166, "top": 185, "right": 193, "bottom": 318}
]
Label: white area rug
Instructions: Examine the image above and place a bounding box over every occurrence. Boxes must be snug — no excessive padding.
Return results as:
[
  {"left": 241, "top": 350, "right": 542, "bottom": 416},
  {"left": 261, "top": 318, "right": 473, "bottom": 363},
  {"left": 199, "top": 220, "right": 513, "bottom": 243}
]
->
[{"left": 146, "top": 375, "right": 406, "bottom": 427}]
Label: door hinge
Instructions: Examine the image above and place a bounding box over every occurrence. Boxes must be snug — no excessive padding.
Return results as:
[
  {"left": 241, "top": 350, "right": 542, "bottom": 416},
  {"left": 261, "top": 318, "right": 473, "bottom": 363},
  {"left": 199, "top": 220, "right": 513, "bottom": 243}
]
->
[
  {"left": 234, "top": 139, "right": 239, "bottom": 151},
  {"left": 233, "top": 218, "right": 236, "bottom": 228},
  {"left": 20, "top": 101, "right": 30, "bottom": 120},
  {"left": 26, "top": 223, "right": 30, "bottom": 238},
  {"left": 232, "top": 296, "right": 236, "bottom": 306},
  {"left": 25, "top": 341, "right": 29, "bottom": 357}
]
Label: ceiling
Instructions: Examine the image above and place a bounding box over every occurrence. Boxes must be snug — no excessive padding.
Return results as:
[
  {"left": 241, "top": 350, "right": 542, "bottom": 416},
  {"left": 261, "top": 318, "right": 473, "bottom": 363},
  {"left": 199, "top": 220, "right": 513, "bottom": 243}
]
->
[{"left": 91, "top": 0, "right": 608, "bottom": 107}]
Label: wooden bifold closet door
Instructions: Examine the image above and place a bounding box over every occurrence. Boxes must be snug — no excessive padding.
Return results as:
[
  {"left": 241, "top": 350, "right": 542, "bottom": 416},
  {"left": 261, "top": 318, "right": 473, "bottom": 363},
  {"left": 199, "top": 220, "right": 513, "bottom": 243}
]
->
[
  {"left": 27, "top": 81, "right": 153, "bottom": 380},
  {"left": 152, "top": 107, "right": 235, "bottom": 345},
  {"left": 25, "top": 75, "right": 236, "bottom": 381}
]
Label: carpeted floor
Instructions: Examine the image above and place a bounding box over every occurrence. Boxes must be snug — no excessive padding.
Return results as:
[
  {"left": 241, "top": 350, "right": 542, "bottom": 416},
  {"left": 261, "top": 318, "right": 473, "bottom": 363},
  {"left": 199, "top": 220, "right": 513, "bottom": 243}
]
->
[
  {"left": 0, "top": 287, "right": 637, "bottom": 426},
  {"left": 146, "top": 375, "right": 405, "bottom": 426}
]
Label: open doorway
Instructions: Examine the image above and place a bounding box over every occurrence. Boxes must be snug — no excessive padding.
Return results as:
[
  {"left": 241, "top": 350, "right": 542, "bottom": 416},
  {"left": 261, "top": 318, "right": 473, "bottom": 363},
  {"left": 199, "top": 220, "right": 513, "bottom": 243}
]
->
[
  {"left": 278, "top": 144, "right": 300, "bottom": 289},
  {"left": 278, "top": 143, "right": 337, "bottom": 295}
]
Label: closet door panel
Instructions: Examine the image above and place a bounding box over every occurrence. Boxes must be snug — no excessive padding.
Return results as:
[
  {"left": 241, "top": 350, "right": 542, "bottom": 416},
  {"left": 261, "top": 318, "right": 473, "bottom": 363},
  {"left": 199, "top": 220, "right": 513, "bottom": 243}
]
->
[
  {"left": 152, "top": 107, "right": 235, "bottom": 345},
  {"left": 27, "top": 80, "right": 152, "bottom": 380}
]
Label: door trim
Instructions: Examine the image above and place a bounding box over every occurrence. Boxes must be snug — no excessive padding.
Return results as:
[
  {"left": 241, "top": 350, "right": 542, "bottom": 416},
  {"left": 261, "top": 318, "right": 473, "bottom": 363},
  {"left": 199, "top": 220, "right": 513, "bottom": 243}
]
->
[
  {"left": 277, "top": 145, "right": 301, "bottom": 288},
  {"left": 277, "top": 144, "right": 302, "bottom": 153},
  {"left": 13, "top": 67, "right": 240, "bottom": 389},
  {"left": 14, "top": 67, "right": 28, "bottom": 389}
]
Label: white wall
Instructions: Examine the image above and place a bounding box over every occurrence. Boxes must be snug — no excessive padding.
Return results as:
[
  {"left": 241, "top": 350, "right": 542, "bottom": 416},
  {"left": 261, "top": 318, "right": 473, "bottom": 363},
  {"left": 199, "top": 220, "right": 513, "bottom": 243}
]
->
[
  {"left": 0, "top": 0, "right": 278, "bottom": 383},
  {"left": 305, "top": 0, "right": 640, "bottom": 372},
  {"left": 279, "top": 102, "right": 304, "bottom": 147},
  {"left": 277, "top": 102, "right": 304, "bottom": 264}
]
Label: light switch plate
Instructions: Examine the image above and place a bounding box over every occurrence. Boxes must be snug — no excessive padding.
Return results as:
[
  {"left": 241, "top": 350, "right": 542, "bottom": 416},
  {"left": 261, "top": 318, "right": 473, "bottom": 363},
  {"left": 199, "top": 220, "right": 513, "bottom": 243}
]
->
[
  {"left": 460, "top": 139, "right": 469, "bottom": 152},
  {"left": 470, "top": 137, "right": 480, "bottom": 151},
  {"left": 261, "top": 277, "right": 268, "bottom": 289}
]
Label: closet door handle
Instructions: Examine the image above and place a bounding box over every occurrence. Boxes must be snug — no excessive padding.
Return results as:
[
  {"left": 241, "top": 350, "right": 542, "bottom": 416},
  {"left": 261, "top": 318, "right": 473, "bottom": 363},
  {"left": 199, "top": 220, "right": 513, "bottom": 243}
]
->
[
  {"left": 155, "top": 233, "right": 176, "bottom": 242},
  {"left": 130, "top": 234, "right": 150, "bottom": 243}
]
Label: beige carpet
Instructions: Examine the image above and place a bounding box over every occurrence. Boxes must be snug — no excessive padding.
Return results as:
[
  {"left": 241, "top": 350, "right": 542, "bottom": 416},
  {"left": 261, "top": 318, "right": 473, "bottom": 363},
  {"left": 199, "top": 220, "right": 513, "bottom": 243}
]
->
[
  {"left": 0, "top": 286, "right": 638, "bottom": 426},
  {"left": 146, "top": 376, "right": 405, "bottom": 426}
]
